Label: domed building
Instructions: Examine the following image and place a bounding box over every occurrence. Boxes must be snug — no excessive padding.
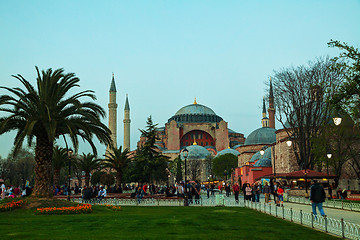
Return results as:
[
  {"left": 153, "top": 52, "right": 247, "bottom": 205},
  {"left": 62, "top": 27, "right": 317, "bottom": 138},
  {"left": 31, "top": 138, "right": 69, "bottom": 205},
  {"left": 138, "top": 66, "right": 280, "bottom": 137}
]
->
[
  {"left": 235, "top": 97, "right": 276, "bottom": 167},
  {"left": 138, "top": 98, "right": 245, "bottom": 156},
  {"left": 179, "top": 143, "right": 211, "bottom": 182}
]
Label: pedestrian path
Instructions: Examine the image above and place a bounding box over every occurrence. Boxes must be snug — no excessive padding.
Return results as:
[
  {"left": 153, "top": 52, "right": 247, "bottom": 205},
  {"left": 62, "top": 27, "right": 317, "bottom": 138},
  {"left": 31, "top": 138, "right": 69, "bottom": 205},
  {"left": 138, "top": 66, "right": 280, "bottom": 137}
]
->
[{"left": 236, "top": 195, "right": 360, "bottom": 225}]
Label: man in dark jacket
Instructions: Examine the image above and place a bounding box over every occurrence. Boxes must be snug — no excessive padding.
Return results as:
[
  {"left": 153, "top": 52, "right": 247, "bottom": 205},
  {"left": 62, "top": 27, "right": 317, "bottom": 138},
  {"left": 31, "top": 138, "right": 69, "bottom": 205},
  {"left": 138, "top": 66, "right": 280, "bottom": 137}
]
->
[{"left": 310, "top": 180, "right": 326, "bottom": 216}]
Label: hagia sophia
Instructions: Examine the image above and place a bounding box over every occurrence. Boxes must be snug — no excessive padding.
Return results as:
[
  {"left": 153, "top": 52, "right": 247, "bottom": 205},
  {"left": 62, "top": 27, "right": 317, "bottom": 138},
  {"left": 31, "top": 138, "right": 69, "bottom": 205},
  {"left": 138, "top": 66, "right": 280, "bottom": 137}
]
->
[{"left": 108, "top": 74, "right": 358, "bottom": 191}]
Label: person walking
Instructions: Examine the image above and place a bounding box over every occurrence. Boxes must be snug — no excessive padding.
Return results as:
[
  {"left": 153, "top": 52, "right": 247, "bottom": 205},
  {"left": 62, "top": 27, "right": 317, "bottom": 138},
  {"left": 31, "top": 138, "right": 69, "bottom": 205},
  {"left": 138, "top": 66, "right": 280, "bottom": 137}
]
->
[
  {"left": 263, "top": 182, "right": 271, "bottom": 203},
  {"left": 242, "top": 181, "right": 248, "bottom": 202},
  {"left": 245, "top": 183, "right": 252, "bottom": 201},
  {"left": 232, "top": 182, "right": 240, "bottom": 203},
  {"left": 194, "top": 180, "right": 201, "bottom": 204},
  {"left": 277, "top": 184, "right": 284, "bottom": 207},
  {"left": 310, "top": 180, "right": 326, "bottom": 217},
  {"left": 254, "top": 183, "right": 261, "bottom": 202}
]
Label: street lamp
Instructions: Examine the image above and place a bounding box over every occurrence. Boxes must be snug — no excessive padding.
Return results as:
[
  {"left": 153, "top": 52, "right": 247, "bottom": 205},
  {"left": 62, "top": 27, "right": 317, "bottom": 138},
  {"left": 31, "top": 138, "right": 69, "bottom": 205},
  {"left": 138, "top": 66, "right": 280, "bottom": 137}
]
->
[
  {"left": 333, "top": 117, "right": 342, "bottom": 126},
  {"left": 327, "top": 152, "right": 332, "bottom": 176},
  {"left": 286, "top": 140, "right": 292, "bottom": 147},
  {"left": 67, "top": 148, "right": 73, "bottom": 201},
  {"left": 182, "top": 148, "right": 189, "bottom": 206},
  {"left": 260, "top": 149, "right": 265, "bottom": 156}
]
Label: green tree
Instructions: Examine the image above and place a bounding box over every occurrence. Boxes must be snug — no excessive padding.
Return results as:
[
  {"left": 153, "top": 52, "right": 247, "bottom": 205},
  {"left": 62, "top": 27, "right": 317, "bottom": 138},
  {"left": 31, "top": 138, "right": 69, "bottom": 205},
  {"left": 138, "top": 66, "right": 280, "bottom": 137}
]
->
[
  {"left": 104, "top": 146, "right": 131, "bottom": 187},
  {"left": 0, "top": 67, "right": 111, "bottom": 197},
  {"left": 132, "top": 116, "right": 169, "bottom": 183},
  {"left": 0, "top": 148, "right": 35, "bottom": 187},
  {"left": 328, "top": 40, "right": 360, "bottom": 124},
  {"left": 169, "top": 156, "right": 183, "bottom": 183},
  {"left": 75, "top": 153, "right": 101, "bottom": 187},
  {"left": 212, "top": 153, "right": 237, "bottom": 180},
  {"left": 51, "top": 146, "right": 68, "bottom": 187}
]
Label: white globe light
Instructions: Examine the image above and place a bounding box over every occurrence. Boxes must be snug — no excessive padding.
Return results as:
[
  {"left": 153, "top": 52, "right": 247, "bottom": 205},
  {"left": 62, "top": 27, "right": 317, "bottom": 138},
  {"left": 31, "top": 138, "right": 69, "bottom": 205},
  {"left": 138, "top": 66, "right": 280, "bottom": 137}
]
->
[
  {"left": 333, "top": 117, "right": 342, "bottom": 126},
  {"left": 327, "top": 153, "right": 332, "bottom": 159},
  {"left": 286, "top": 140, "right": 292, "bottom": 147}
]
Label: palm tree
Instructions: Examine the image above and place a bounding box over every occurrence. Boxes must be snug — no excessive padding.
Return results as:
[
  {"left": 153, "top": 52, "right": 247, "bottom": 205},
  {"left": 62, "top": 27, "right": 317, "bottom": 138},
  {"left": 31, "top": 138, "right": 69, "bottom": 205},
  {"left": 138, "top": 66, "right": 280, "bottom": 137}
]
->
[
  {"left": 104, "top": 146, "right": 131, "bottom": 187},
  {"left": 75, "top": 153, "right": 101, "bottom": 187},
  {"left": 52, "top": 146, "right": 68, "bottom": 187},
  {"left": 0, "top": 67, "right": 111, "bottom": 197}
]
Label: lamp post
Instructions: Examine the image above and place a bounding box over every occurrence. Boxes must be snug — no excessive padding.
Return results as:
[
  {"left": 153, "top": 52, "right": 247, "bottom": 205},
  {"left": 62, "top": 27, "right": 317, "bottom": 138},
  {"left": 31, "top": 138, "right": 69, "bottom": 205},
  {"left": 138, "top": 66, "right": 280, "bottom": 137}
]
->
[
  {"left": 224, "top": 169, "right": 227, "bottom": 184},
  {"left": 326, "top": 153, "right": 332, "bottom": 176},
  {"left": 182, "top": 148, "right": 189, "bottom": 206},
  {"left": 67, "top": 148, "right": 73, "bottom": 201}
]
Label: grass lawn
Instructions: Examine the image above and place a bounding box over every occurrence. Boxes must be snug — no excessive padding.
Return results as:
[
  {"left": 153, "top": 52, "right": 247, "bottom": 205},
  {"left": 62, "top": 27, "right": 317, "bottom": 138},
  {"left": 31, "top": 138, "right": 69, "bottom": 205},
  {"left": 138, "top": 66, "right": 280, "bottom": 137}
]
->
[{"left": 0, "top": 205, "right": 340, "bottom": 240}]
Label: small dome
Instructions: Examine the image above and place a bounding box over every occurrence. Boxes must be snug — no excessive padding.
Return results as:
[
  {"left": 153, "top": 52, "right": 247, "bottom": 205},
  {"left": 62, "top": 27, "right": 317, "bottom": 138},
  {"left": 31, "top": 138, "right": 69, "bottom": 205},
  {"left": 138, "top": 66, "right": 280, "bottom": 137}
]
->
[
  {"left": 244, "top": 127, "right": 276, "bottom": 145},
  {"left": 180, "top": 144, "right": 210, "bottom": 160},
  {"left": 249, "top": 151, "right": 262, "bottom": 163},
  {"left": 215, "top": 148, "right": 240, "bottom": 158}
]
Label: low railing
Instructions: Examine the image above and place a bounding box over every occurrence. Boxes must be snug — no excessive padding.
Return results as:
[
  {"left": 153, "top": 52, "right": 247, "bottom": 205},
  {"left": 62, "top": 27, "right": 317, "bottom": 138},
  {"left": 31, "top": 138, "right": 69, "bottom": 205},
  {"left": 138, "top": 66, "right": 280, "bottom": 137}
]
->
[
  {"left": 287, "top": 196, "right": 360, "bottom": 212},
  {"left": 72, "top": 197, "right": 360, "bottom": 239}
]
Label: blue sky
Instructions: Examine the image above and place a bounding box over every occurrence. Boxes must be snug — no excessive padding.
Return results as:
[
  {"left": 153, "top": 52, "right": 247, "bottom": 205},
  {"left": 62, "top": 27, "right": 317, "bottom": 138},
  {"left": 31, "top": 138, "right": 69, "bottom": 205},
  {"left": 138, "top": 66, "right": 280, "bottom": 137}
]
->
[{"left": 0, "top": 0, "right": 359, "bottom": 158}]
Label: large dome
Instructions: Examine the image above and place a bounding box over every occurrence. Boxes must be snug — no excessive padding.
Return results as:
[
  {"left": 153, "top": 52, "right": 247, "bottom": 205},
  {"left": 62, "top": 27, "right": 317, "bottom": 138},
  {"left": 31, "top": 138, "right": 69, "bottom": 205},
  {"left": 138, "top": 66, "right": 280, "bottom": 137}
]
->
[
  {"left": 168, "top": 103, "right": 223, "bottom": 123},
  {"left": 180, "top": 144, "right": 211, "bottom": 160},
  {"left": 175, "top": 104, "right": 216, "bottom": 116},
  {"left": 244, "top": 127, "right": 276, "bottom": 145}
]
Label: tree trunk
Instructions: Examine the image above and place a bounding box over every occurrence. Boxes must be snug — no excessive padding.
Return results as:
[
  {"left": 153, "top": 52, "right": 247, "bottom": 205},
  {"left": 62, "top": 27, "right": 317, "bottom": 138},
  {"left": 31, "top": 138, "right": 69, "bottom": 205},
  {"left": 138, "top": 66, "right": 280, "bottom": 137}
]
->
[
  {"left": 85, "top": 173, "right": 90, "bottom": 187},
  {"left": 32, "top": 135, "right": 53, "bottom": 198},
  {"left": 53, "top": 169, "right": 60, "bottom": 187},
  {"left": 116, "top": 172, "right": 122, "bottom": 187}
]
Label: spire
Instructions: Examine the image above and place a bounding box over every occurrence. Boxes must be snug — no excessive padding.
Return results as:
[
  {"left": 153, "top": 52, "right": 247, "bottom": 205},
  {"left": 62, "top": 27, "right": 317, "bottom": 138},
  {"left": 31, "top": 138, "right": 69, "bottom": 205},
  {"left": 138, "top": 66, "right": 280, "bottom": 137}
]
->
[
  {"left": 110, "top": 73, "right": 116, "bottom": 92},
  {"left": 269, "top": 77, "right": 273, "bottom": 98},
  {"left": 194, "top": 97, "right": 197, "bottom": 104},
  {"left": 262, "top": 97, "right": 266, "bottom": 114},
  {"left": 193, "top": 138, "right": 197, "bottom": 145},
  {"left": 124, "top": 94, "right": 130, "bottom": 111}
]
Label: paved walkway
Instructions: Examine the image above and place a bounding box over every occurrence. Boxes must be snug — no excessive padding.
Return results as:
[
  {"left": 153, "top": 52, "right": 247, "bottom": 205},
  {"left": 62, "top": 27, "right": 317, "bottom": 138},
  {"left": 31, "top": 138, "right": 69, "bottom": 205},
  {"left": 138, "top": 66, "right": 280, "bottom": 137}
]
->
[{"left": 236, "top": 195, "right": 360, "bottom": 225}]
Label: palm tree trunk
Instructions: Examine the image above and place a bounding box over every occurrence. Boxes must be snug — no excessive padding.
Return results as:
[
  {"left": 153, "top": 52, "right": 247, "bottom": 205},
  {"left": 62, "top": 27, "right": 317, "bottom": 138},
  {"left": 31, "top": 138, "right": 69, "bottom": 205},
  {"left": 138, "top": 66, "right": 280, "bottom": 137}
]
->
[
  {"left": 53, "top": 169, "right": 60, "bottom": 187},
  {"left": 116, "top": 172, "right": 122, "bottom": 187},
  {"left": 85, "top": 173, "right": 90, "bottom": 187},
  {"left": 33, "top": 135, "right": 53, "bottom": 198}
]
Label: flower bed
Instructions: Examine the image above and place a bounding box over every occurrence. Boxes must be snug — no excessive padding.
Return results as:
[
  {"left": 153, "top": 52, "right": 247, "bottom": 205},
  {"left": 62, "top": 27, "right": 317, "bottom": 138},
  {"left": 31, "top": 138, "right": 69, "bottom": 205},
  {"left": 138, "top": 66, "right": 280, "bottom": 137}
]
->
[
  {"left": 0, "top": 200, "right": 24, "bottom": 211},
  {"left": 105, "top": 205, "right": 122, "bottom": 211},
  {"left": 34, "top": 204, "right": 92, "bottom": 215}
]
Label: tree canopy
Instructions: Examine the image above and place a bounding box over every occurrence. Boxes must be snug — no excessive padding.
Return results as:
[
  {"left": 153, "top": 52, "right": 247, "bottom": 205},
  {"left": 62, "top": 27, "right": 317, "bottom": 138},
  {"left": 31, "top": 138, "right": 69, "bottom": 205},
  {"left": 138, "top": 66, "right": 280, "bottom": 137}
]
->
[{"left": 212, "top": 153, "right": 237, "bottom": 180}]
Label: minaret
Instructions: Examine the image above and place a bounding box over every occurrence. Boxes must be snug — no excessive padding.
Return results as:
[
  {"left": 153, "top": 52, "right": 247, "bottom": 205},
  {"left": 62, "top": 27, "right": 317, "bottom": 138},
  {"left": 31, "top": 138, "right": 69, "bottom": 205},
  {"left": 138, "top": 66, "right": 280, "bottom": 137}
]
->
[
  {"left": 268, "top": 78, "right": 275, "bottom": 128},
  {"left": 108, "top": 73, "right": 118, "bottom": 150},
  {"left": 261, "top": 97, "right": 269, "bottom": 127},
  {"left": 123, "top": 94, "right": 131, "bottom": 151}
]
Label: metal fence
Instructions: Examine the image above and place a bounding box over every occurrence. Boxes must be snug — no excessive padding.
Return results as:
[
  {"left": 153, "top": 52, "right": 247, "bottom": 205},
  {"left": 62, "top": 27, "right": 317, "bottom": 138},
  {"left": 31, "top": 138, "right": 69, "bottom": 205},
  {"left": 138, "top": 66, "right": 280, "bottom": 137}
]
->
[
  {"left": 72, "top": 197, "right": 360, "bottom": 240},
  {"left": 287, "top": 196, "right": 360, "bottom": 212}
]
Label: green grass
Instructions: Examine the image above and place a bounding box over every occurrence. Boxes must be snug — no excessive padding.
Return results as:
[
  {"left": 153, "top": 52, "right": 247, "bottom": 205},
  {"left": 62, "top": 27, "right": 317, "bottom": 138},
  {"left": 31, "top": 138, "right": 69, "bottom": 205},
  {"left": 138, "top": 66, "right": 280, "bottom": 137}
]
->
[{"left": 0, "top": 205, "right": 339, "bottom": 240}]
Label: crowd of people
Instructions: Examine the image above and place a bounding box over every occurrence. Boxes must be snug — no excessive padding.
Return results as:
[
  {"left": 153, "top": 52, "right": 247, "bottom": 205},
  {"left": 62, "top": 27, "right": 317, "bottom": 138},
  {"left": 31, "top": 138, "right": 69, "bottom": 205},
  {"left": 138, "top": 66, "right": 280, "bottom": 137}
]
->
[
  {"left": 0, "top": 180, "right": 32, "bottom": 199},
  {"left": 242, "top": 181, "right": 284, "bottom": 206}
]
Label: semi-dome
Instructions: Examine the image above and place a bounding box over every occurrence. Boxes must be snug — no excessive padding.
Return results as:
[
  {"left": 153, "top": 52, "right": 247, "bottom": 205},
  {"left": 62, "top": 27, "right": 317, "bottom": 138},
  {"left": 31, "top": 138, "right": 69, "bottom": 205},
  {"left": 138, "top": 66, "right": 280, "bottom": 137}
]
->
[
  {"left": 215, "top": 148, "right": 240, "bottom": 158},
  {"left": 180, "top": 144, "right": 211, "bottom": 160},
  {"left": 249, "top": 151, "right": 262, "bottom": 163},
  {"left": 253, "top": 158, "right": 272, "bottom": 167},
  {"left": 168, "top": 103, "right": 223, "bottom": 123},
  {"left": 253, "top": 147, "right": 272, "bottom": 167},
  {"left": 244, "top": 127, "right": 276, "bottom": 145}
]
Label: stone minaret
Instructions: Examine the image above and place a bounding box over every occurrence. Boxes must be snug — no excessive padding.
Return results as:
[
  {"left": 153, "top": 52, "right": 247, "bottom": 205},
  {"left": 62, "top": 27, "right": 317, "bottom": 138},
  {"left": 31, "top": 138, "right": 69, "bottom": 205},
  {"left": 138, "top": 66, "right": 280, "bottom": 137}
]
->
[
  {"left": 261, "top": 97, "right": 269, "bottom": 127},
  {"left": 268, "top": 78, "right": 275, "bottom": 129},
  {"left": 108, "top": 73, "right": 118, "bottom": 150},
  {"left": 123, "top": 94, "right": 131, "bottom": 151}
]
